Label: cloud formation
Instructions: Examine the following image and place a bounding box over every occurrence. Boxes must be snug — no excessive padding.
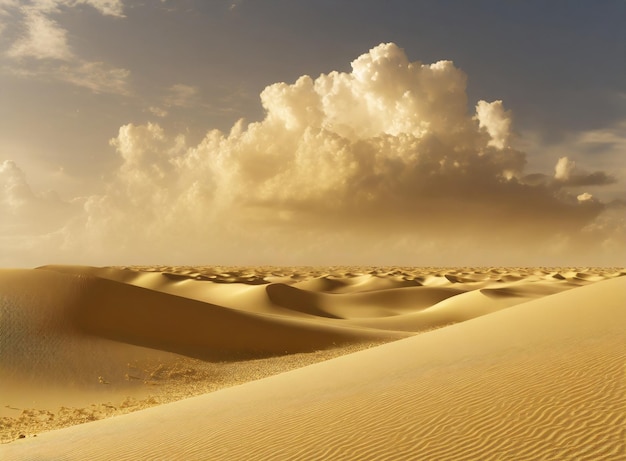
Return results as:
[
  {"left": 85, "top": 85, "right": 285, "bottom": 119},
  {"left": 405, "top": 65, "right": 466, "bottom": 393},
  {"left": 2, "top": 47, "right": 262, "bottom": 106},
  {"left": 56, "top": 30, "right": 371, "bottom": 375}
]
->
[
  {"left": 554, "top": 156, "right": 615, "bottom": 187},
  {"left": 7, "top": 8, "right": 72, "bottom": 60},
  {"left": 0, "top": 160, "right": 79, "bottom": 266},
  {"left": 147, "top": 84, "right": 202, "bottom": 118},
  {"left": 1, "top": 0, "right": 129, "bottom": 94},
  {"left": 2, "top": 43, "right": 623, "bottom": 265}
]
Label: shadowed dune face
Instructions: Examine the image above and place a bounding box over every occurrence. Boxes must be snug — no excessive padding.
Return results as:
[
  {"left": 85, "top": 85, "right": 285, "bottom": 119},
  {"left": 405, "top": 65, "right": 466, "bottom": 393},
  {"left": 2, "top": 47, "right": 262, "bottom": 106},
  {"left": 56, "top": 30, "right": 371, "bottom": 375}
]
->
[
  {"left": 9, "top": 264, "right": 624, "bottom": 358},
  {"left": 0, "top": 265, "right": 624, "bottom": 446},
  {"left": 67, "top": 276, "right": 408, "bottom": 360},
  {"left": 1, "top": 270, "right": 624, "bottom": 460},
  {"left": 4, "top": 265, "right": 624, "bottom": 360}
]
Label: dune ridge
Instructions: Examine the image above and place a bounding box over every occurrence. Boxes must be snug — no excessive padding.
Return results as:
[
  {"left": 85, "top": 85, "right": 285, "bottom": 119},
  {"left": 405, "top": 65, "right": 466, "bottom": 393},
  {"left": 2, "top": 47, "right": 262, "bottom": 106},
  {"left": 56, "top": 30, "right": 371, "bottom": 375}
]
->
[
  {"left": 1, "top": 265, "right": 624, "bottom": 458},
  {"left": 1, "top": 274, "right": 623, "bottom": 460}
]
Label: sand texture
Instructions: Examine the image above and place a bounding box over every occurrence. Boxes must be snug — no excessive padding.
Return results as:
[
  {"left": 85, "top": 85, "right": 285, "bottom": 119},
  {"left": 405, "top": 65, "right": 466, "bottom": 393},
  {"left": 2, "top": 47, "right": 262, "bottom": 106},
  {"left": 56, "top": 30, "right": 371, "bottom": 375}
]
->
[{"left": 1, "top": 266, "right": 625, "bottom": 459}]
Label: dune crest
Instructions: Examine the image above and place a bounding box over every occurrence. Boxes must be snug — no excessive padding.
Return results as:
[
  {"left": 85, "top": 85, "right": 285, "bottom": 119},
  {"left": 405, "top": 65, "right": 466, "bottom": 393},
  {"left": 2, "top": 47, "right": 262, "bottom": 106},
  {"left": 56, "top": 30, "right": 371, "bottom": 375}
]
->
[{"left": 1, "top": 265, "right": 624, "bottom": 458}]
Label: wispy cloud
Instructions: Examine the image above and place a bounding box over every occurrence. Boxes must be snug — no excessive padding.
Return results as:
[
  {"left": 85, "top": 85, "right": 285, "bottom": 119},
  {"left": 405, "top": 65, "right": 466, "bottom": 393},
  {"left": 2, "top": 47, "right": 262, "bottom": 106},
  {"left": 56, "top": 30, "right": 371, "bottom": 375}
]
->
[
  {"left": 148, "top": 83, "right": 199, "bottom": 118},
  {"left": 8, "top": 59, "right": 131, "bottom": 95},
  {"left": 7, "top": 8, "right": 73, "bottom": 60},
  {"left": 228, "top": 0, "right": 242, "bottom": 12},
  {"left": 148, "top": 106, "right": 169, "bottom": 118},
  {"left": 165, "top": 83, "right": 199, "bottom": 107},
  {"left": 0, "top": 0, "right": 19, "bottom": 36},
  {"left": 21, "top": 0, "right": 125, "bottom": 16},
  {"left": 58, "top": 60, "right": 131, "bottom": 94},
  {"left": 2, "top": 0, "right": 130, "bottom": 95},
  {"left": 73, "top": 0, "right": 125, "bottom": 17}
]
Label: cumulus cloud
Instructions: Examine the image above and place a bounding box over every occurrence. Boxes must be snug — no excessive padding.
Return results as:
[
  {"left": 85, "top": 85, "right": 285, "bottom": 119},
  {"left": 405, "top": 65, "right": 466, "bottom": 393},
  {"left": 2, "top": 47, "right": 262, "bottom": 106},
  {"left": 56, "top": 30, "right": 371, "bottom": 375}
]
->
[
  {"left": 554, "top": 156, "right": 575, "bottom": 181},
  {"left": 554, "top": 156, "right": 615, "bottom": 186},
  {"left": 475, "top": 100, "right": 511, "bottom": 150},
  {"left": 518, "top": 121, "right": 625, "bottom": 200},
  {"left": 64, "top": 43, "right": 620, "bottom": 264},
  {"left": 2, "top": 43, "right": 623, "bottom": 265}
]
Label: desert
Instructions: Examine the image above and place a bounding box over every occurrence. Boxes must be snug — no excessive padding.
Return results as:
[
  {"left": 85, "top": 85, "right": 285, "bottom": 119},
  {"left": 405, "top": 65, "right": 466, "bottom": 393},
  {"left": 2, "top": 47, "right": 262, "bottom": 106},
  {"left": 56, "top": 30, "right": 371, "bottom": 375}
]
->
[
  {"left": 1, "top": 2, "right": 624, "bottom": 460},
  {"left": 1, "top": 265, "right": 624, "bottom": 460}
]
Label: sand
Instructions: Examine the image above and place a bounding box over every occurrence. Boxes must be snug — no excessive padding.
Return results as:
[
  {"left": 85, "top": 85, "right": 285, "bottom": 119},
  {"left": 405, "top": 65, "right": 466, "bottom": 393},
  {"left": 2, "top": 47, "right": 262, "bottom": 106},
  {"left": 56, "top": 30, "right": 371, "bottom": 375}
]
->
[{"left": 0, "top": 266, "right": 624, "bottom": 459}]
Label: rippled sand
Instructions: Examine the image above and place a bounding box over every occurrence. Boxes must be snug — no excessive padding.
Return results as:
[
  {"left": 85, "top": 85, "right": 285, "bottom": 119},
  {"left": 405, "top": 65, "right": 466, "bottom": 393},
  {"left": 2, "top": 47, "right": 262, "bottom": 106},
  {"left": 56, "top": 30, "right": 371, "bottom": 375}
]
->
[{"left": 1, "top": 266, "right": 624, "bottom": 459}]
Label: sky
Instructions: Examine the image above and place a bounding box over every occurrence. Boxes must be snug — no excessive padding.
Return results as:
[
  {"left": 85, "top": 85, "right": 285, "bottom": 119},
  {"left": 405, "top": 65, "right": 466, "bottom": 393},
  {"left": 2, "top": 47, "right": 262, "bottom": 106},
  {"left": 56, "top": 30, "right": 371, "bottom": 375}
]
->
[{"left": 0, "top": 0, "right": 625, "bottom": 267}]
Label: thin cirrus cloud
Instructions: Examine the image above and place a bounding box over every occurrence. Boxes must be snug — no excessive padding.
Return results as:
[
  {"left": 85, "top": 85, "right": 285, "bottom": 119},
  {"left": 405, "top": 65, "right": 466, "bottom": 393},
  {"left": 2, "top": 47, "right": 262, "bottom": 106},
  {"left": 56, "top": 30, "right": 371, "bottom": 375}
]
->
[
  {"left": 1, "top": 43, "right": 623, "bottom": 266},
  {"left": 1, "top": 0, "right": 129, "bottom": 95},
  {"left": 7, "top": 8, "right": 73, "bottom": 60},
  {"left": 148, "top": 84, "right": 201, "bottom": 118},
  {"left": 165, "top": 84, "right": 199, "bottom": 107}
]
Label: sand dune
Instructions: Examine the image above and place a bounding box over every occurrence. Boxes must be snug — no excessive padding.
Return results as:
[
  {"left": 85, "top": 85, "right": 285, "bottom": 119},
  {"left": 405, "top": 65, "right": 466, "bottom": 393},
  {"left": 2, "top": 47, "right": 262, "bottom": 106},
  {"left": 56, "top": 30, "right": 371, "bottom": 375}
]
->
[
  {"left": 1, "top": 273, "right": 623, "bottom": 460},
  {"left": 1, "top": 266, "right": 624, "bottom": 459}
]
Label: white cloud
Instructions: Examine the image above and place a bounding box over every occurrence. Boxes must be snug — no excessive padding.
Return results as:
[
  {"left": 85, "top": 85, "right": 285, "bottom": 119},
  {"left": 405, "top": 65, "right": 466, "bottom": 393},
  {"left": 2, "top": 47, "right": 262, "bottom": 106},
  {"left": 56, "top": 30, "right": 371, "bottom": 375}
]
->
[
  {"left": 554, "top": 155, "right": 615, "bottom": 187},
  {"left": 57, "top": 60, "right": 130, "bottom": 94},
  {"left": 1, "top": 43, "right": 623, "bottom": 265},
  {"left": 518, "top": 120, "right": 625, "bottom": 202},
  {"left": 3, "top": 0, "right": 130, "bottom": 94},
  {"left": 475, "top": 100, "right": 511, "bottom": 149},
  {"left": 73, "top": 0, "right": 125, "bottom": 17},
  {"left": 7, "top": 9, "right": 73, "bottom": 60},
  {"left": 72, "top": 43, "right": 619, "bottom": 264},
  {"left": 21, "top": 0, "right": 124, "bottom": 16},
  {"left": 554, "top": 156, "right": 575, "bottom": 181},
  {"left": 8, "top": 59, "right": 131, "bottom": 95}
]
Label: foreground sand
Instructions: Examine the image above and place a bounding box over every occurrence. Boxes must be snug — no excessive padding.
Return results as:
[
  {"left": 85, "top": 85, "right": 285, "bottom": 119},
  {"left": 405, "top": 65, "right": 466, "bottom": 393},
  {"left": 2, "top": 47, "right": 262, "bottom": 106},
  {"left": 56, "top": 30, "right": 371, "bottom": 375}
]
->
[{"left": 1, "top": 266, "right": 624, "bottom": 459}]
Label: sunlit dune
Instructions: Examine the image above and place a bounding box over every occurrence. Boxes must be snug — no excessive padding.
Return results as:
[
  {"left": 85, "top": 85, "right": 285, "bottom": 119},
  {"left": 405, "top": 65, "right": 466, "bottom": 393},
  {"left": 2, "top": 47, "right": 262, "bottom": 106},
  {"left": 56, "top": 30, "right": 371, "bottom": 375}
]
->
[{"left": 1, "top": 265, "right": 624, "bottom": 459}]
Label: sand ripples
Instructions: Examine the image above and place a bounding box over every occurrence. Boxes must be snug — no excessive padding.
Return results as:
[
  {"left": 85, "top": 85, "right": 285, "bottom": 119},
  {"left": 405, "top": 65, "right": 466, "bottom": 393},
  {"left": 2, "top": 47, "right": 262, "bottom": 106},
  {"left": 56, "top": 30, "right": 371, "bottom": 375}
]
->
[{"left": 0, "top": 267, "right": 624, "bottom": 459}]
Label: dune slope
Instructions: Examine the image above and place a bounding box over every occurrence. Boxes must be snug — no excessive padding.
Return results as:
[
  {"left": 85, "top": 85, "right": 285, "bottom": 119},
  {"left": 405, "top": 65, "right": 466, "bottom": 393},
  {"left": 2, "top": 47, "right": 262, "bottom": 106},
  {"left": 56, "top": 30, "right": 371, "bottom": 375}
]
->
[{"left": 3, "top": 275, "right": 624, "bottom": 460}]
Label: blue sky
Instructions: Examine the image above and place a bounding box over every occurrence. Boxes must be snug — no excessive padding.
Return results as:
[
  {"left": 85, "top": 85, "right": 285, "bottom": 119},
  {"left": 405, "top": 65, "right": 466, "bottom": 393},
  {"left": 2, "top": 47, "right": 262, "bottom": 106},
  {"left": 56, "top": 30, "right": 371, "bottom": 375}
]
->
[{"left": 0, "top": 0, "right": 624, "bottom": 266}]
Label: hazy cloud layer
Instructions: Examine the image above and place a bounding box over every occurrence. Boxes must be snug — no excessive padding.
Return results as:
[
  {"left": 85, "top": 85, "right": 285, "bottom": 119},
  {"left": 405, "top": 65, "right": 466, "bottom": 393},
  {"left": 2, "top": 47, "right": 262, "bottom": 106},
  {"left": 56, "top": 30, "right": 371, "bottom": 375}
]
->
[
  {"left": 2, "top": 43, "right": 623, "bottom": 265},
  {"left": 0, "top": 160, "right": 79, "bottom": 266}
]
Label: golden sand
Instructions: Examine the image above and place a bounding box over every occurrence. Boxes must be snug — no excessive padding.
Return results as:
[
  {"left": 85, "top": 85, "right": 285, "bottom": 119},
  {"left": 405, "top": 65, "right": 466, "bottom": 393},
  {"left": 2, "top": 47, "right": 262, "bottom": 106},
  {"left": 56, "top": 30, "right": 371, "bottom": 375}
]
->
[{"left": 1, "top": 266, "right": 624, "bottom": 459}]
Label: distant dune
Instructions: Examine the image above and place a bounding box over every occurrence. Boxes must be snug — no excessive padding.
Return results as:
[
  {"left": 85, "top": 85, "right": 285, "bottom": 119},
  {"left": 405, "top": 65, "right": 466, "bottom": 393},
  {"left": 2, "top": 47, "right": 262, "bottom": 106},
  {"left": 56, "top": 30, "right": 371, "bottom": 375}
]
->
[{"left": 1, "top": 266, "right": 624, "bottom": 459}]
